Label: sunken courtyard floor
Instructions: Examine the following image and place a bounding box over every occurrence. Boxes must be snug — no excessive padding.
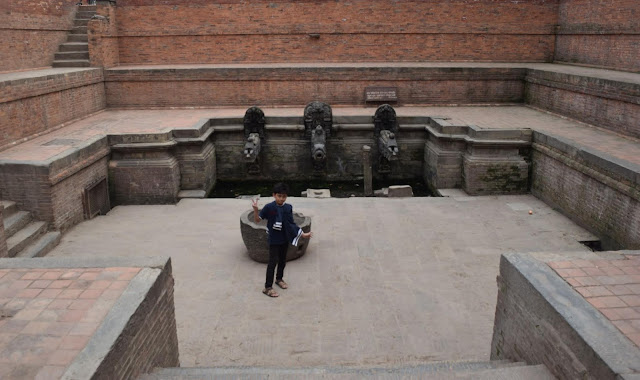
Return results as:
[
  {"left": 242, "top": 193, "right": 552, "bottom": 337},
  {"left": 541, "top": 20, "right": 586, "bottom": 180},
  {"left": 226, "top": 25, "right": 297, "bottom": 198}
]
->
[{"left": 46, "top": 195, "right": 596, "bottom": 368}]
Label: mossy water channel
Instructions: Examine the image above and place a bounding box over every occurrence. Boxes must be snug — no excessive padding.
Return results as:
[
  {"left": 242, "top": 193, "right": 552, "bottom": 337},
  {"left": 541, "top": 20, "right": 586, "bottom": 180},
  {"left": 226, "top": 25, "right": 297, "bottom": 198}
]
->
[{"left": 209, "top": 179, "right": 435, "bottom": 198}]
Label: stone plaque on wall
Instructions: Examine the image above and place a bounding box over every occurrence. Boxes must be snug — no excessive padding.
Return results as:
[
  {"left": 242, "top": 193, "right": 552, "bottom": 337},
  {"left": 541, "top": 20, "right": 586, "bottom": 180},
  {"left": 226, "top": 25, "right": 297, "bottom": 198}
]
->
[{"left": 365, "top": 86, "right": 398, "bottom": 103}]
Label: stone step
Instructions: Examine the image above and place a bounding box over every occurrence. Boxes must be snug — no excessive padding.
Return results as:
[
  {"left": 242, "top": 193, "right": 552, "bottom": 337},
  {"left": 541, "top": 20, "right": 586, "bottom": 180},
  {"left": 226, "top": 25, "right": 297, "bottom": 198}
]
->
[
  {"left": 77, "top": 11, "right": 96, "bottom": 19},
  {"left": 55, "top": 51, "right": 90, "bottom": 60},
  {"left": 16, "top": 231, "right": 61, "bottom": 258},
  {"left": 70, "top": 26, "right": 88, "bottom": 34},
  {"left": 52, "top": 60, "right": 91, "bottom": 68},
  {"left": 79, "top": 5, "right": 97, "bottom": 12},
  {"left": 59, "top": 42, "right": 89, "bottom": 52},
  {"left": 141, "top": 361, "right": 555, "bottom": 380},
  {"left": 0, "top": 200, "right": 18, "bottom": 218},
  {"left": 74, "top": 18, "right": 91, "bottom": 27},
  {"left": 7, "top": 221, "right": 47, "bottom": 258},
  {"left": 3, "top": 211, "right": 32, "bottom": 239},
  {"left": 67, "top": 34, "right": 88, "bottom": 43}
]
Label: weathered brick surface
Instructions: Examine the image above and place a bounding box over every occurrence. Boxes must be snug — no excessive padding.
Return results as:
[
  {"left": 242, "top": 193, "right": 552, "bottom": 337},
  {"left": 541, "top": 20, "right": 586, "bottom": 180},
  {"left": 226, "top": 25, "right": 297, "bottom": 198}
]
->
[
  {"left": 108, "top": 151, "right": 181, "bottom": 205},
  {"left": 0, "top": 205, "right": 7, "bottom": 257},
  {"left": 92, "top": 266, "right": 180, "bottom": 379},
  {"left": 111, "top": 0, "right": 557, "bottom": 64},
  {"left": 105, "top": 66, "right": 526, "bottom": 107},
  {"left": 555, "top": 0, "right": 640, "bottom": 72},
  {"left": 531, "top": 145, "right": 640, "bottom": 249},
  {"left": 51, "top": 156, "right": 110, "bottom": 232},
  {"left": 89, "top": 3, "right": 120, "bottom": 68},
  {"left": 0, "top": 164, "right": 53, "bottom": 225},
  {"left": 0, "top": 69, "right": 106, "bottom": 150},
  {"left": 463, "top": 156, "right": 529, "bottom": 195},
  {"left": 174, "top": 139, "right": 216, "bottom": 192},
  {"left": 525, "top": 70, "right": 640, "bottom": 139},
  {"left": 0, "top": 1, "right": 78, "bottom": 71}
]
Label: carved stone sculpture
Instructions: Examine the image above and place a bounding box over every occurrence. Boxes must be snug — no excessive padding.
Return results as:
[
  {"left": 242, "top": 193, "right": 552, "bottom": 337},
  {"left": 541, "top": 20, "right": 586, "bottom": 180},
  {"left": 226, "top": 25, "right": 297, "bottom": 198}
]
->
[
  {"left": 373, "top": 104, "right": 400, "bottom": 173},
  {"left": 243, "top": 107, "right": 265, "bottom": 174},
  {"left": 304, "top": 102, "right": 332, "bottom": 173}
]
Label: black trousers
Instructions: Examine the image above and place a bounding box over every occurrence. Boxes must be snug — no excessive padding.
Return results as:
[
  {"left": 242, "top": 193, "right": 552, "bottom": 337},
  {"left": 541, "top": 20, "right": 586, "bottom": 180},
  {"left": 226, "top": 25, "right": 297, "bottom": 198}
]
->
[{"left": 265, "top": 243, "right": 287, "bottom": 288}]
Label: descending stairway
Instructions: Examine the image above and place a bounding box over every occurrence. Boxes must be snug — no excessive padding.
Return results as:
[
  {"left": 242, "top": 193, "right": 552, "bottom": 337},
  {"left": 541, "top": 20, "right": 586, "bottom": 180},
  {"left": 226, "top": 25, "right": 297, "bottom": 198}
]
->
[
  {"left": 52, "top": 4, "right": 97, "bottom": 68},
  {"left": 140, "top": 360, "right": 556, "bottom": 379},
  {"left": 1, "top": 200, "right": 61, "bottom": 258}
]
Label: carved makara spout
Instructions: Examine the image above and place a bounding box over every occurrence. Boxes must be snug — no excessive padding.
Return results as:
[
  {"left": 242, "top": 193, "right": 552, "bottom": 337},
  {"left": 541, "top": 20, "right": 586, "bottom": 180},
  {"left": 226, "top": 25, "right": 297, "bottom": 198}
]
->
[
  {"left": 311, "top": 125, "right": 327, "bottom": 164},
  {"left": 378, "top": 129, "right": 399, "bottom": 161},
  {"left": 243, "top": 133, "right": 261, "bottom": 162}
]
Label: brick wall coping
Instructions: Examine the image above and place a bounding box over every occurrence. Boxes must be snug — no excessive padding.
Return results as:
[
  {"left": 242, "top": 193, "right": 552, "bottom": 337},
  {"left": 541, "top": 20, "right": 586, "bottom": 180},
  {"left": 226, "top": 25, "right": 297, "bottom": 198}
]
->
[
  {"left": 0, "top": 255, "right": 170, "bottom": 271},
  {"left": 105, "top": 62, "right": 640, "bottom": 85},
  {"left": 62, "top": 267, "right": 163, "bottom": 379},
  {"left": 0, "top": 68, "right": 104, "bottom": 104},
  {"left": 499, "top": 252, "right": 640, "bottom": 377},
  {"left": 533, "top": 131, "right": 640, "bottom": 191}
]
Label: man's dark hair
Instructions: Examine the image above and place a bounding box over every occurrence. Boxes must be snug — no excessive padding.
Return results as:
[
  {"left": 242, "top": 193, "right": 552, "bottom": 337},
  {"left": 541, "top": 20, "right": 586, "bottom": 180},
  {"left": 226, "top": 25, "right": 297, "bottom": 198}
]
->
[{"left": 272, "top": 182, "right": 289, "bottom": 195}]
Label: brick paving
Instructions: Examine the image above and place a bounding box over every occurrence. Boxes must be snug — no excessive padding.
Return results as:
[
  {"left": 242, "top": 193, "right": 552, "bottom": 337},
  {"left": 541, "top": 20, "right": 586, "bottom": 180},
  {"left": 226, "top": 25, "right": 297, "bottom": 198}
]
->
[
  {"left": 549, "top": 256, "right": 640, "bottom": 348},
  {"left": 0, "top": 267, "right": 140, "bottom": 379}
]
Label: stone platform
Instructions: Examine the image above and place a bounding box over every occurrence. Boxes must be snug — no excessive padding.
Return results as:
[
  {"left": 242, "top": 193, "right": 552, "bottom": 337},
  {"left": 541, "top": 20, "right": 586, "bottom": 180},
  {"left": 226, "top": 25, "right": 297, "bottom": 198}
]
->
[{"left": 0, "top": 257, "right": 178, "bottom": 379}]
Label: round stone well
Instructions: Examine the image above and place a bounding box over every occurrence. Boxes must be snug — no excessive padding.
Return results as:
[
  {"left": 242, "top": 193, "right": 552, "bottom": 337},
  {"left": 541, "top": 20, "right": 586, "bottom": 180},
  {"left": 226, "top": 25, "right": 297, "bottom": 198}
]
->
[{"left": 240, "top": 209, "right": 312, "bottom": 263}]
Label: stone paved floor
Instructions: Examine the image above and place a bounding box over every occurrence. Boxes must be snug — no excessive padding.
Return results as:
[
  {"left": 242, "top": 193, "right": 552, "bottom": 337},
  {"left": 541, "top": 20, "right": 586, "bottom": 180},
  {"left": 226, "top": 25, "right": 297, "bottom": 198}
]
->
[
  {"left": 47, "top": 195, "right": 595, "bottom": 367},
  {"left": 549, "top": 255, "right": 640, "bottom": 347},
  {"left": 0, "top": 266, "right": 140, "bottom": 379}
]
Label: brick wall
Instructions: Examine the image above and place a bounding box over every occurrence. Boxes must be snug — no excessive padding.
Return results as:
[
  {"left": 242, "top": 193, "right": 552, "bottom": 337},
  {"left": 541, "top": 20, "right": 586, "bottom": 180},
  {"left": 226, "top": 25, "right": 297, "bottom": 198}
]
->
[
  {"left": 555, "top": 0, "right": 640, "bottom": 72},
  {"left": 0, "top": 69, "right": 106, "bottom": 150},
  {"left": 112, "top": 0, "right": 557, "bottom": 64},
  {"left": 0, "top": 205, "right": 7, "bottom": 258},
  {"left": 93, "top": 266, "right": 180, "bottom": 378},
  {"left": 89, "top": 3, "right": 120, "bottom": 68},
  {"left": 0, "top": 1, "right": 78, "bottom": 72},
  {"left": 105, "top": 66, "right": 526, "bottom": 107},
  {"left": 531, "top": 141, "right": 640, "bottom": 250},
  {"left": 525, "top": 70, "right": 640, "bottom": 139},
  {"left": 51, "top": 155, "right": 110, "bottom": 232}
]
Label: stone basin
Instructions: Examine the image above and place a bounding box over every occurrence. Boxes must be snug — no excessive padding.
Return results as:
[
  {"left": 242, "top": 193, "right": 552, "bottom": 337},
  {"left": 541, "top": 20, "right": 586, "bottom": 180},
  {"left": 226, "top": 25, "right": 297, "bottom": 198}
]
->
[{"left": 240, "top": 209, "right": 312, "bottom": 263}]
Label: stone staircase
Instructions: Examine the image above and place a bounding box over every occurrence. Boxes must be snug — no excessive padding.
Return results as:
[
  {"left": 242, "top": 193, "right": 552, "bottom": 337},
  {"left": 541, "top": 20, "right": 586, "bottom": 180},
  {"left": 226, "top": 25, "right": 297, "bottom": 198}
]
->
[
  {"left": 140, "top": 360, "right": 556, "bottom": 379},
  {"left": 1, "top": 200, "right": 61, "bottom": 258},
  {"left": 52, "top": 4, "right": 97, "bottom": 68}
]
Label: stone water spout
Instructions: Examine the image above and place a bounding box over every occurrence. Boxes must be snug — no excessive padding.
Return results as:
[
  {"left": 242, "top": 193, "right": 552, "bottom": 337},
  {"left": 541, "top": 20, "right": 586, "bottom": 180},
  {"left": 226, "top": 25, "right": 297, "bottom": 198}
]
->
[
  {"left": 374, "top": 104, "right": 399, "bottom": 173},
  {"left": 304, "top": 101, "right": 332, "bottom": 173},
  {"left": 243, "top": 106, "right": 265, "bottom": 174}
]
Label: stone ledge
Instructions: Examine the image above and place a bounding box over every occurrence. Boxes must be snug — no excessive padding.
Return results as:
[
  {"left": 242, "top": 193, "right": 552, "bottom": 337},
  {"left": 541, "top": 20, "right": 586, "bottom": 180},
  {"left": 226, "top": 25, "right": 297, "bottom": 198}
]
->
[
  {"left": 0, "top": 68, "right": 104, "bottom": 104},
  {"left": 533, "top": 131, "right": 640, "bottom": 189}
]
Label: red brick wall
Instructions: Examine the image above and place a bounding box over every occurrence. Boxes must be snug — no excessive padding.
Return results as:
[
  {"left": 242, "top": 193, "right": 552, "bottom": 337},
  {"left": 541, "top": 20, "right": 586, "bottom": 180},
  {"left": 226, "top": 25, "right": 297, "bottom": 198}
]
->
[
  {"left": 105, "top": 66, "right": 526, "bottom": 107},
  {"left": 113, "top": 0, "right": 557, "bottom": 64},
  {"left": 555, "top": 0, "right": 640, "bottom": 72},
  {"left": 89, "top": 3, "right": 120, "bottom": 68},
  {"left": 0, "top": 70, "right": 106, "bottom": 150},
  {"left": 0, "top": 1, "right": 78, "bottom": 72}
]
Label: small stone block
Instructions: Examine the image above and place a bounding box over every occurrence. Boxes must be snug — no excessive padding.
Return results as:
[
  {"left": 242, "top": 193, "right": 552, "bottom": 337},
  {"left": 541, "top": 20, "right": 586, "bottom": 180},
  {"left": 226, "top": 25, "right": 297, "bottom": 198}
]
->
[
  {"left": 303, "top": 189, "right": 331, "bottom": 198},
  {"left": 387, "top": 185, "right": 413, "bottom": 197}
]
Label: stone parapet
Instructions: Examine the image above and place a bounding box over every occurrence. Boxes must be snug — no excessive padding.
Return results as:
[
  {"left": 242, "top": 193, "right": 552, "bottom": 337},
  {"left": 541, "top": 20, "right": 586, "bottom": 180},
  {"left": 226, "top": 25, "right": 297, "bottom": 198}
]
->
[
  {"left": 531, "top": 131, "right": 640, "bottom": 249},
  {"left": 424, "top": 118, "right": 532, "bottom": 195},
  {"left": 174, "top": 129, "right": 216, "bottom": 193}
]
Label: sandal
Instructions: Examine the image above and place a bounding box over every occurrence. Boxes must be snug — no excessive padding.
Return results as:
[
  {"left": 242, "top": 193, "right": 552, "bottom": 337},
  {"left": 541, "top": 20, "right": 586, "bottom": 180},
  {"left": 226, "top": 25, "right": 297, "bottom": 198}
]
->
[
  {"left": 263, "top": 287, "right": 279, "bottom": 297},
  {"left": 275, "top": 280, "right": 288, "bottom": 289}
]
